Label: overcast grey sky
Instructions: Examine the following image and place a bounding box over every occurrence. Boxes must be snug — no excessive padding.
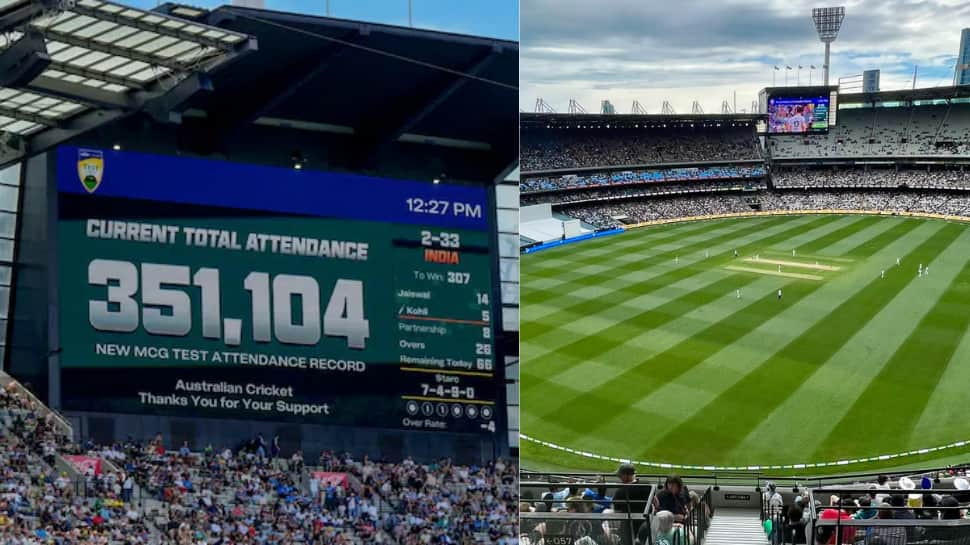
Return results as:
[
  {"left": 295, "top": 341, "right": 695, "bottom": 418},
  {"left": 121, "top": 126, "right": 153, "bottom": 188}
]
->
[{"left": 521, "top": 0, "right": 968, "bottom": 114}]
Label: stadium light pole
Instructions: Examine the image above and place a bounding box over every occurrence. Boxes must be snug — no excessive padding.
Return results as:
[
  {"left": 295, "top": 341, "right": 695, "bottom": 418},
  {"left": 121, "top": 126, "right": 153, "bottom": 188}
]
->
[{"left": 812, "top": 7, "right": 845, "bottom": 87}]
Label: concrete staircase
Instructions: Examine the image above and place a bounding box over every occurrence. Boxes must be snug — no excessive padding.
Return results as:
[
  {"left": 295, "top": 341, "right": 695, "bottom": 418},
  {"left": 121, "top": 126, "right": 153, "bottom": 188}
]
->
[{"left": 703, "top": 508, "right": 769, "bottom": 545}]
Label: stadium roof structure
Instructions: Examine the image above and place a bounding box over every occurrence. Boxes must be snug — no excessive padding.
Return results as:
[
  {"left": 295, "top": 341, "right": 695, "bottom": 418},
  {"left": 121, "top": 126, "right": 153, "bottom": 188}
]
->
[
  {"left": 839, "top": 85, "right": 970, "bottom": 104},
  {"left": 151, "top": 2, "right": 519, "bottom": 179},
  {"left": 0, "top": 0, "right": 256, "bottom": 167},
  {"left": 0, "top": 1, "right": 518, "bottom": 181},
  {"left": 521, "top": 112, "right": 764, "bottom": 130}
]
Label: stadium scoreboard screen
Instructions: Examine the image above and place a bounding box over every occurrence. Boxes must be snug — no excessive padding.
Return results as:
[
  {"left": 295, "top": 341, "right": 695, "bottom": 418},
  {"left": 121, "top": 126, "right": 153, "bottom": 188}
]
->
[
  {"left": 765, "top": 87, "right": 838, "bottom": 135},
  {"left": 57, "top": 147, "right": 501, "bottom": 434}
]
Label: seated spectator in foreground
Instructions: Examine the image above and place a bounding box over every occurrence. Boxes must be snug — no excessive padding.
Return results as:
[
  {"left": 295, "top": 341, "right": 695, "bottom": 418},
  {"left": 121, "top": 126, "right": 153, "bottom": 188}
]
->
[
  {"left": 653, "top": 475, "right": 690, "bottom": 523},
  {"left": 612, "top": 463, "right": 652, "bottom": 515},
  {"left": 655, "top": 510, "right": 687, "bottom": 545},
  {"left": 890, "top": 494, "right": 915, "bottom": 520},
  {"left": 940, "top": 495, "right": 963, "bottom": 519},
  {"left": 818, "top": 496, "right": 856, "bottom": 545},
  {"left": 869, "top": 503, "right": 907, "bottom": 544}
]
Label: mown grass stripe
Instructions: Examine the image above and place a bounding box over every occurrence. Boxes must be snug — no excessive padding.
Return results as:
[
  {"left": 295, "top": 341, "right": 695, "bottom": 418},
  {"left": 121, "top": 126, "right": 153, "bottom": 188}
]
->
[
  {"left": 646, "top": 221, "right": 962, "bottom": 463},
  {"left": 819, "top": 216, "right": 909, "bottom": 256},
  {"left": 795, "top": 215, "right": 881, "bottom": 254},
  {"left": 812, "top": 240, "right": 970, "bottom": 458}
]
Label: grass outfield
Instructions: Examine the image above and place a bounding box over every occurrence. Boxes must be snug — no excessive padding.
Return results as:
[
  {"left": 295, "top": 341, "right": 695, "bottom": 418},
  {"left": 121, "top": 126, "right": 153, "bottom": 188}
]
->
[{"left": 521, "top": 214, "right": 970, "bottom": 474}]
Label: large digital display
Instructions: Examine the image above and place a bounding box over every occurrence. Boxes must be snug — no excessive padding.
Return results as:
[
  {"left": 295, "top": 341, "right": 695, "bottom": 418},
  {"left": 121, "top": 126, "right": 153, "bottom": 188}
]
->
[
  {"left": 57, "top": 147, "right": 500, "bottom": 434},
  {"left": 767, "top": 95, "right": 830, "bottom": 134}
]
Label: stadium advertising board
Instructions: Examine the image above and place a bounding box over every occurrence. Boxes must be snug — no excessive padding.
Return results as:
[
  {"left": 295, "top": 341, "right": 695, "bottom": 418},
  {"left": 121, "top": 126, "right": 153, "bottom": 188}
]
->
[
  {"left": 58, "top": 147, "right": 500, "bottom": 434},
  {"left": 767, "top": 94, "right": 830, "bottom": 134}
]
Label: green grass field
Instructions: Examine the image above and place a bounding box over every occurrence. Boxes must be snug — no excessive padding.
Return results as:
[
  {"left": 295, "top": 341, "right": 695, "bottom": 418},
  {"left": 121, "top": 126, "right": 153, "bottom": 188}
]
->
[{"left": 521, "top": 214, "right": 970, "bottom": 474}]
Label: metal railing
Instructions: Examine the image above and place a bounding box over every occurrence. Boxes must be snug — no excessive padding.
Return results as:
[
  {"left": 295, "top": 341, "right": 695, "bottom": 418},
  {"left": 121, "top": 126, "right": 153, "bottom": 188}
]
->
[
  {"left": 683, "top": 486, "right": 714, "bottom": 545},
  {"left": 521, "top": 481, "right": 656, "bottom": 545},
  {"left": 809, "top": 487, "right": 970, "bottom": 545},
  {"left": 522, "top": 464, "right": 970, "bottom": 492}
]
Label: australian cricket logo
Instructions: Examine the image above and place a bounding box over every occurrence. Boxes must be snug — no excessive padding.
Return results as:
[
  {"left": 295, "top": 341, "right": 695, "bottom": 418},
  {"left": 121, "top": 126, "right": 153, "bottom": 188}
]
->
[{"left": 77, "top": 149, "right": 103, "bottom": 194}]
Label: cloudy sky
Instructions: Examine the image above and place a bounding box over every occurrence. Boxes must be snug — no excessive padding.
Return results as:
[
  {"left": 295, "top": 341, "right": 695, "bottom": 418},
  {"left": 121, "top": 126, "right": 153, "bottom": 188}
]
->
[
  {"left": 126, "top": 0, "right": 518, "bottom": 40},
  {"left": 521, "top": 0, "right": 968, "bottom": 114}
]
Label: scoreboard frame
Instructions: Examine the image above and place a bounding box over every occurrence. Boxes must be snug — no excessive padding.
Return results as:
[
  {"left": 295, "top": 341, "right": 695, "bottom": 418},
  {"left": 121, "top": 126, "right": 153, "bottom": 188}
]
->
[{"left": 39, "top": 145, "right": 511, "bottom": 458}]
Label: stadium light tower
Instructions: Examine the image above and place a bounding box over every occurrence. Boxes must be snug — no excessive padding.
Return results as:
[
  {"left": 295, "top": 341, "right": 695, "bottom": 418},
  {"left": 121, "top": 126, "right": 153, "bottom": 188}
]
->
[{"left": 812, "top": 7, "right": 845, "bottom": 87}]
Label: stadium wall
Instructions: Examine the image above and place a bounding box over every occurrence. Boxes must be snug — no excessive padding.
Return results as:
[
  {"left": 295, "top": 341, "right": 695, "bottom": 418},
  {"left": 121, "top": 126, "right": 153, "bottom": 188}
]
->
[
  {"left": 8, "top": 153, "right": 52, "bottom": 404},
  {"left": 6, "top": 118, "right": 512, "bottom": 464}
]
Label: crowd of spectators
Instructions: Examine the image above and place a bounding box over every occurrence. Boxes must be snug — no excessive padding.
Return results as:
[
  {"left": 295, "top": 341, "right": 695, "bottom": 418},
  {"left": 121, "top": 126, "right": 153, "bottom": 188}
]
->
[
  {"left": 519, "top": 468, "right": 703, "bottom": 545},
  {"left": 557, "top": 190, "right": 970, "bottom": 228},
  {"left": 771, "top": 470, "right": 970, "bottom": 545},
  {"left": 0, "top": 385, "right": 154, "bottom": 545},
  {"left": 773, "top": 168, "right": 970, "bottom": 190},
  {"left": 521, "top": 165, "right": 765, "bottom": 194},
  {"left": 521, "top": 180, "right": 768, "bottom": 207},
  {"left": 0, "top": 384, "right": 518, "bottom": 545},
  {"left": 521, "top": 127, "right": 762, "bottom": 170}
]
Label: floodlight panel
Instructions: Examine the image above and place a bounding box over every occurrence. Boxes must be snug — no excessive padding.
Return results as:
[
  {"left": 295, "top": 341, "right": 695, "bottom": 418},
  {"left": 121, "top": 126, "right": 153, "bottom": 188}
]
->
[{"left": 812, "top": 6, "right": 845, "bottom": 42}]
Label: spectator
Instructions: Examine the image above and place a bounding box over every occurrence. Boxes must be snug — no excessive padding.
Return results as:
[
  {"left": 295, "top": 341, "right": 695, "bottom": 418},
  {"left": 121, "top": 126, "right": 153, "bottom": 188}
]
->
[
  {"left": 869, "top": 503, "right": 907, "bottom": 544},
  {"left": 819, "top": 496, "right": 856, "bottom": 545},
  {"left": 612, "top": 463, "right": 652, "bottom": 515},
  {"left": 655, "top": 510, "right": 687, "bottom": 545},
  {"left": 786, "top": 505, "right": 808, "bottom": 544},
  {"left": 654, "top": 475, "right": 690, "bottom": 524}
]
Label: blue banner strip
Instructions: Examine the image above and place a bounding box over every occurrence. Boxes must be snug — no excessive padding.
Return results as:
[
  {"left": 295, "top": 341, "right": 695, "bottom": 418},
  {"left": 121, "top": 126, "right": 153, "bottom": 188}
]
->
[
  {"left": 58, "top": 146, "right": 489, "bottom": 230},
  {"left": 521, "top": 228, "right": 624, "bottom": 254}
]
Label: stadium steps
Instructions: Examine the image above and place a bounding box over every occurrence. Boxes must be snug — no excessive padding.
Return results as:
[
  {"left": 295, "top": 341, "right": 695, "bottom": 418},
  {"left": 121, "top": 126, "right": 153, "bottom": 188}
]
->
[{"left": 703, "top": 508, "right": 768, "bottom": 545}]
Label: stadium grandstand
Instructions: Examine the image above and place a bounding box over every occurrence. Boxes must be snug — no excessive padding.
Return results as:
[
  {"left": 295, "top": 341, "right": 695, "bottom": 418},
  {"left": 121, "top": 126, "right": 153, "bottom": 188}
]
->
[
  {"left": 520, "top": 84, "right": 970, "bottom": 544},
  {"left": 0, "top": 0, "right": 518, "bottom": 543},
  {"left": 520, "top": 465, "right": 970, "bottom": 545}
]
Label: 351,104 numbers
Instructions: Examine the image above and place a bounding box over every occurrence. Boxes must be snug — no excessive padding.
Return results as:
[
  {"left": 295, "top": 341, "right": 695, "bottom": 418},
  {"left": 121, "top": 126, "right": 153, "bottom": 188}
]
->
[{"left": 87, "top": 259, "right": 370, "bottom": 349}]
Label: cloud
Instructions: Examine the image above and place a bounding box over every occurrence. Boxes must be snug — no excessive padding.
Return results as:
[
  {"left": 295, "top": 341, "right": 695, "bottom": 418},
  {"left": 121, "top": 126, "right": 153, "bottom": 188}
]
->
[{"left": 521, "top": 0, "right": 966, "bottom": 113}]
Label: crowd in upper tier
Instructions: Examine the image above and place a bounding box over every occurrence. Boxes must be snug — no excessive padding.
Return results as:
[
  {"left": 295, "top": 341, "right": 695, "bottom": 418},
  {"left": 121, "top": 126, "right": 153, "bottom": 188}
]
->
[
  {"left": 520, "top": 165, "right": 765, "bottom": 194},
  {"left": 773, "top": 168, "right": 970, "bottom": 190},
  {"left": 521, "top": 127, "right": 762, "bottom": 170}
]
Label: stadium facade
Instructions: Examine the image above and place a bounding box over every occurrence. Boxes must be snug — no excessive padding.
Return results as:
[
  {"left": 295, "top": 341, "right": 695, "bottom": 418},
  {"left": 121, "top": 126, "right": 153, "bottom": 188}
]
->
[
  {"left": 0, "top": 1, "right": 518, "bottom": 464},
  {"left": 956, "top": 27, "right": 970, "bottom": 86}
]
